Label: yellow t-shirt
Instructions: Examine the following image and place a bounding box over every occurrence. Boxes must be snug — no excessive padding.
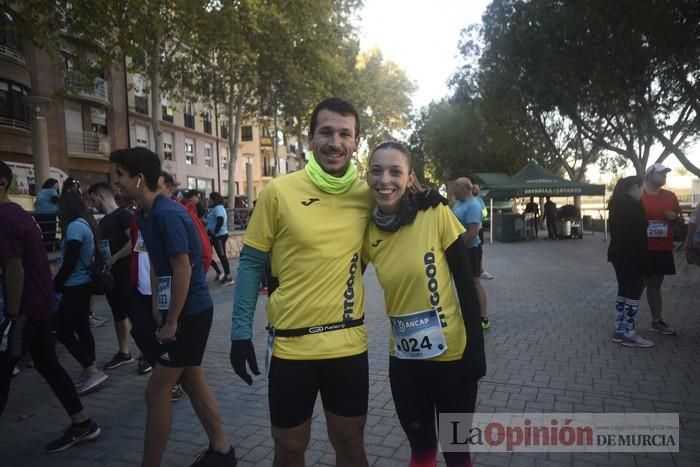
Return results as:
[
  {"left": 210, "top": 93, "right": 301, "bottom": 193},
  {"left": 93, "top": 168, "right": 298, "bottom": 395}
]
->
[
  {"left": 363, "top": 205, "right": 467, "bottom": 362},
  {"left": 243, "top": 170, "right": 373, "bottom": 360}
]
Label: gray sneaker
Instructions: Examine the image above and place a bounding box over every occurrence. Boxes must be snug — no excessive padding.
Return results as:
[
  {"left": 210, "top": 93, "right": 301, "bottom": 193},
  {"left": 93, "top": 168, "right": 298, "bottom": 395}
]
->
[
  {"left": 77, "top": 371, "right": 108, "bottom": 394},
  {"left": 74, "top": 368, "right": 89, "bottom": 388},
  {"left": 89, "top": 314, "right": 107, "bottom": 328},
  {"left": 650, "top": 320, "right": 676, "bottom": 335},
  {"left": 621, "top": 334, "right": 655, "bottom": 348}
]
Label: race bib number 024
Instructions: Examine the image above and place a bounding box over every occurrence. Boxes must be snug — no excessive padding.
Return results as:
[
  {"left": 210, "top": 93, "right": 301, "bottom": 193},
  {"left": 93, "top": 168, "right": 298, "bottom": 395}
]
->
[{"left": 390, "top": 309, "right": 447, "bottom": 360}]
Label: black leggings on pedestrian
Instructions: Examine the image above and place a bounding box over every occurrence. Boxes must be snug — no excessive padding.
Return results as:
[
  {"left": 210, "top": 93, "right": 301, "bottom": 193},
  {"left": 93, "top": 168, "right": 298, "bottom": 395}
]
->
[
  {"left": 611, "top": 261, "right": 644, "bottom": 301},
  {"left": 389, "top": 356, "right": 478, "bottom": 467},
  {"left": 1, "top": 316, "right": 83, "bottom": 417},
  {"left": 212, "top": 234, "right": 230, "bottom": 276},
  {"left": 56, "top": 284, "right": 95, "bottom": 369}
]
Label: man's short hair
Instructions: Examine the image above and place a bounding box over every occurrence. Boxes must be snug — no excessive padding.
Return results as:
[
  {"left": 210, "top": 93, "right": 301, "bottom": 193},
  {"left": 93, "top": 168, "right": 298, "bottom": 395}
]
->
[
  {"left": 309, "top": 97, "right": 360, "bottom": 139},
  {"left": 0, "top": 160, "right": 12, "bottom": 187},
  {"left": 110, "top": 147, "right": 160, "bottom": 191},
  {"left": 160, "top": 170, "right": 175, "bottom": 188},
  {"left": 87, "top": 181, "right": 113, "bottom": 197}
]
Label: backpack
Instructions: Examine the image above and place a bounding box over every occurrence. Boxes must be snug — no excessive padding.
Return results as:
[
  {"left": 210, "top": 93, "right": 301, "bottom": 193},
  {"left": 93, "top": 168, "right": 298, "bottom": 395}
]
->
[
  {"left": 90, "top": 249, "right": 116, "bottom": 295},
  {"left": 73, "top": 218, "right": 115, "bottom": 296},
  {"left": 179, "top": 201, "right": 213, "bottom": 272}
]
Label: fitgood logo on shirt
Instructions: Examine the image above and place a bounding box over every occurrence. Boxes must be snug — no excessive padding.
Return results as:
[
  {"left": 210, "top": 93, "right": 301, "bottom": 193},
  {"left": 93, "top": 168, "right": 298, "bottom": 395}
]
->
[
  {"left": 424, "top": 249, "right": 446, "bottom": 328},
  {"left": 342, "top": 253, "right": 359, "bottom": 321}
]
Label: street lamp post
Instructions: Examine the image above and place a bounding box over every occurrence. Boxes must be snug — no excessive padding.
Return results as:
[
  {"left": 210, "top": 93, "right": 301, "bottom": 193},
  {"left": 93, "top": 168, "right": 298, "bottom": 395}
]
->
[
  {"left": 25, "top": 96, "right": 52, "bottom": 189},
  {"left": 243, "top": 153, "right": 255, "bottom": 206}
]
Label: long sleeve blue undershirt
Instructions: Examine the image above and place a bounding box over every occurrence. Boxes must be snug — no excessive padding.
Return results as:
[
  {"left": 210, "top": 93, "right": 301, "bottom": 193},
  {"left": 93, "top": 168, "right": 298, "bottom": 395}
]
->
[{"left": 231, "top": 244, "right": 268, "bottom": 340}]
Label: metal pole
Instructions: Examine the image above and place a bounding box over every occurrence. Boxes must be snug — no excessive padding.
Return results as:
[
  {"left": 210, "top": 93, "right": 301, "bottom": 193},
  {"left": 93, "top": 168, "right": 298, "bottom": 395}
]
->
[
  {"left": 490, "top": 198, "right": 494, "bottom": 244},
  {"left": 603, "top": 190, "right": 608, "bottom": 242},
  {"left": 246, "top": 159, "right": 254, "bottom": 204}
]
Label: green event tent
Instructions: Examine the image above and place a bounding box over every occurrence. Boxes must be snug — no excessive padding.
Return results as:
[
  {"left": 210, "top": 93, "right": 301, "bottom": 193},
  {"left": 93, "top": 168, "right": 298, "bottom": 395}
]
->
[{"left": 485, "top": 161, "right": 605, "bottom": 200}]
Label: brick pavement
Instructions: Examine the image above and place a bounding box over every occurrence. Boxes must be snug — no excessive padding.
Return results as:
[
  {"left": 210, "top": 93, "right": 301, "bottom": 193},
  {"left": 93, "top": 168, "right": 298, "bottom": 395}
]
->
[{"left": 1, "top": 232, "right": 699, "bottom": 467}]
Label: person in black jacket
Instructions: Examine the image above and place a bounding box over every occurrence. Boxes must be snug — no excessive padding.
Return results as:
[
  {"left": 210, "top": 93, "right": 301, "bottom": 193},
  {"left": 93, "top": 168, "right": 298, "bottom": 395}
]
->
[{"left": 607, "top": 176, "right": 654, "bottom": 348}]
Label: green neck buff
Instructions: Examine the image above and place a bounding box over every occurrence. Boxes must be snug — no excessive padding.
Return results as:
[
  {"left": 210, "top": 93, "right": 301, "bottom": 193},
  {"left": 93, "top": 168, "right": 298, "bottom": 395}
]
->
[{"left": 304, "top": 153, "right": 357, "bottom": 194}]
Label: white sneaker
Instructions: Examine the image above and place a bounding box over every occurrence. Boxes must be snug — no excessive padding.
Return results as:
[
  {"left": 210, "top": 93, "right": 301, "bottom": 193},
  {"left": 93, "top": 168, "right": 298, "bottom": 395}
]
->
[
  {"left": 77, "top": 371, "right": 108, "bottom": 394},
  {"left": 74, "top": 368, "right": 89, "bottom": 388},
  {"left": 480, "top": 271, "right": 494, "bottom": 280},
  {"left": 89, "top": 314, "right": 106, "bottom": 328},
  {"left": 621, "top": 334, "right": 655, "bottom": 348}
]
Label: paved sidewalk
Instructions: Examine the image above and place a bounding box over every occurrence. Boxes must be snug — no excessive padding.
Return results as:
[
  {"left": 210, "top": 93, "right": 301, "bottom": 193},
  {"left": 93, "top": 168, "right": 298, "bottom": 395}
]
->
[{"left": 1, "top": 233, "right": 699, "bottom": 466}]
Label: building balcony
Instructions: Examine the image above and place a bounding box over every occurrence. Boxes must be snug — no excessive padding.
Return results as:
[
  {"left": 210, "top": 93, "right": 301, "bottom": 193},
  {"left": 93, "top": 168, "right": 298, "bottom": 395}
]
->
[
  {"left": 0, "top": 44, "right": 26, "bottom": 66},
  {"left": 66, "top": 130, "right": 110, "bottom": 159},
  {"left": 0, "top": 116, "right": 31, "bottom": 131},
  {"left": 63, "top": 70, "right": 109, "bottom": 106},
  {"left": 260, "top": 136, "right": 273, "bottom": 148}
]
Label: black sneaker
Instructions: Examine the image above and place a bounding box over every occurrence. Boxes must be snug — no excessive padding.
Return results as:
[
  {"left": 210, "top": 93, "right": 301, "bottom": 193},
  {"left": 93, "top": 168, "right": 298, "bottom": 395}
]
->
[
  {"left": 171, "top": 383, "right": 185, "bottom": 402},
  {"left": 45, "top": 421, "right": 101, "bottom": 453},
  {"left": 137, "top": 356, "right": 152, "bottom": 375},
  {"left": 104, "top": 352, "right": 134, "bottom": 370},
  {"left": 190, "top": 445, "right": 237, "bottom": 466}
]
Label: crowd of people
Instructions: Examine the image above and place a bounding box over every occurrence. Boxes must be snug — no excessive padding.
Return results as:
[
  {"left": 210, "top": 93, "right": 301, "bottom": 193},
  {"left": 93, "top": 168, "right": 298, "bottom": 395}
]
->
[{"left": 0, "top": 96, "right": 696, "bottom": 467}]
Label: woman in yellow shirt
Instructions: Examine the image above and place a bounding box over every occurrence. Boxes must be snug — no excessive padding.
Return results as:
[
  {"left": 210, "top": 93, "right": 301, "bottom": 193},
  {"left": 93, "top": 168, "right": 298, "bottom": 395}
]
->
[{"left": 363, "top": 141, "right": 486, "bottom": 467}]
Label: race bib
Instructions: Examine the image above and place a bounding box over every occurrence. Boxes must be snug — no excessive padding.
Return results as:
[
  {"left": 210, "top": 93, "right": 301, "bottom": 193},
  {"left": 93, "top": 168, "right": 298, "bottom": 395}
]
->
[
  {"left": 100, "top": 239, "right": 112, "bottom": 259},
  {"left": 133, "top": 231, "right": 147, "bottom": 253},
  {"left": 157, "top": 276, "right": 172, "bottom": 311},
  {"left": 647, "top": 220, "right": 668, "bottom": 238},
  {"left": 390, "top": 309, "right": 447, "bottom": 360}
]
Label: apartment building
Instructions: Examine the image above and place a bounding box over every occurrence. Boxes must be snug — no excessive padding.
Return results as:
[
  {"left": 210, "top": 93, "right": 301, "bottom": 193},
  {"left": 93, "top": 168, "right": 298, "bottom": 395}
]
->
[
  {"left": 0, "top": 8, "right": 128, "bottom": 191},
  {"left": 126, "top": 69, "right": 307, "bottom": 200},
  {"left": 1, "top": 7, "right": 305, "bottom": 199}
]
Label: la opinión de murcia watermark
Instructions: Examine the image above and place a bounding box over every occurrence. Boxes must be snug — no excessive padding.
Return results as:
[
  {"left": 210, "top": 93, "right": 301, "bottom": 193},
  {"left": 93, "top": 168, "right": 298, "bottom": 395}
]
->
[{"left": 438, "top": 413, "right": 679, "bottom": 452}]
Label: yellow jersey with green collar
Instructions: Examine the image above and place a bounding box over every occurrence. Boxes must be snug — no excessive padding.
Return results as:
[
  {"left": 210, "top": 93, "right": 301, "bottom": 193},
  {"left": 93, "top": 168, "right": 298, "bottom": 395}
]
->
[
  {"left": 243, "top": 170, "right": 373, "bottom": 360},
  {"left": 363, "top": 204, "right": 467, "bottom": 361}
]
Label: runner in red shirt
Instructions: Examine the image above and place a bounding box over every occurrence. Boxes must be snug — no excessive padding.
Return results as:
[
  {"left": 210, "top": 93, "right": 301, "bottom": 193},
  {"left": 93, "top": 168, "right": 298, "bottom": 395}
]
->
[{"left": 641, "top": 163, "right": 682, "bottom": 336}]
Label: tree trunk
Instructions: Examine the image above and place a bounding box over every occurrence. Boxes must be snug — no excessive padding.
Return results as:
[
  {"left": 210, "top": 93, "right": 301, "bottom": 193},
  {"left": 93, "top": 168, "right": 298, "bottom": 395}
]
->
[
  {"left": 652, "top": 125, "right": 700, "bottom": 178},
  {"left": 296, "top": 118, "right": 305, "bottom": 169},
  {"left": 226, "top": 88, "right": 243, "bottom": 208},
  {"left": 150, "top": 36, "right": 163, "bottom": 161},
  {"left": 272, "top": 107, "right": 279, "bottom": 176}
]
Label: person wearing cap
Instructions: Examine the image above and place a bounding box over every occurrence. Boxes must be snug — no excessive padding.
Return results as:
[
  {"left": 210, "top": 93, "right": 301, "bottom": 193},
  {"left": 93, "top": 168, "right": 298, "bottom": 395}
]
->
[
  {"left": 641, "top": 163, "right": 682, "bottom": 336},
  {"left": 62, "top": 177, "right": 81, "bottom": 194}
]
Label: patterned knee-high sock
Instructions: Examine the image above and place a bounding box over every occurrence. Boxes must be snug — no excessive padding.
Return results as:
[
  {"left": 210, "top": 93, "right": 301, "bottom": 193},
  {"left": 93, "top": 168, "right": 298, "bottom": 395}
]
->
[
  {"left": 624, "top": 299, "right": 639, "bottom": 338},
  {"left": 614, "top": 297, "right": 626, "bottom": 334}
]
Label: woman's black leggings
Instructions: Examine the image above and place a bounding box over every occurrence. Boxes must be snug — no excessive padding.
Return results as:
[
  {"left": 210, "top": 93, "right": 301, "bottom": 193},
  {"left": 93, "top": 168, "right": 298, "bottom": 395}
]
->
[
  {"left": 212, "top": 234, "right": 230, "bottom": 276},
  {"left": 56, "top": 284, "right": 95, "bottom": 369},
  {"left": 389, "top": 356, "right": 478, "bottom": 466},
  {"left": 1, "top": 316, "right": 83, "bottom": 417}
]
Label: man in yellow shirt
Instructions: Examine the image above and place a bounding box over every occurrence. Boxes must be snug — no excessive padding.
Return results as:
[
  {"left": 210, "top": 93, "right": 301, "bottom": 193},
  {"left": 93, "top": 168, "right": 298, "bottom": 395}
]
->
[{"left": 229, "top": 98, "right": 373, "bottom": 467}]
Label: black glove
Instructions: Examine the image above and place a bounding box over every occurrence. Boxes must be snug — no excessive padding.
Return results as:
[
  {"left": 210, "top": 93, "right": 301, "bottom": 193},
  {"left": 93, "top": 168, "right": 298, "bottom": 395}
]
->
[
  {"left": 414, "top": 188, "right": 448, "bottom": 210},
  {"left": 230, "top": 339, "right": 260, "bottom": 385}
]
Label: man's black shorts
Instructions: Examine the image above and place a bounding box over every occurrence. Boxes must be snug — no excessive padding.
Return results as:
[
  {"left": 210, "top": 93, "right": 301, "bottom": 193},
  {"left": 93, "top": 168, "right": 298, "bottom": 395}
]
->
[
  {"left": 648, "top": 250, "right": 676, "bottom": 276},
  {"left": 105, "top": 262, "right": 132, "bottom": 322},
  {"left": 156, "top": 307, "right": 213, "bottom": 368},
  {"left": 268, "top": 351, "right": 369, "bottom": 428},
  {"left": 466, "top": 245, "right": 483, "bottom": 278}
]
